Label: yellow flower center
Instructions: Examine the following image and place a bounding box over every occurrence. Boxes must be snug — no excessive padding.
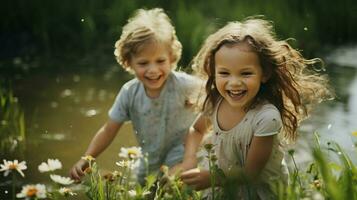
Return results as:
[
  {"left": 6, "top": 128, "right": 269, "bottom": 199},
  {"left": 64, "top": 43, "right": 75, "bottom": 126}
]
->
[
  {"left": 128, "top": 150, "right": 138, "bottom": 158},
  {"left": 26, "top": 188, "right": 37, "bottom": 197},
  {"left": 9, "top": 164, "right": 17, "bottom": 170}
]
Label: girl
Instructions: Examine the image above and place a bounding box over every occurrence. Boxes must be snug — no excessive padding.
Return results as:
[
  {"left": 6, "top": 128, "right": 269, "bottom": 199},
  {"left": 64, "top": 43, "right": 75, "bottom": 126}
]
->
[
  {"left": 70, "top": 8, "right": 202, "bottom": 184},
  {"left": 179, "top": 18, "right": 333, "bottom": 199}
]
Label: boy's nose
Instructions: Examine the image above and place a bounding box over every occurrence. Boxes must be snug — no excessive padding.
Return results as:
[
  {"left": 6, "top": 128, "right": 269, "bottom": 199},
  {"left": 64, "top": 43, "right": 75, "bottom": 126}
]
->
[{"left": 147, "top": 64, "right": 159, "bottom": 73}]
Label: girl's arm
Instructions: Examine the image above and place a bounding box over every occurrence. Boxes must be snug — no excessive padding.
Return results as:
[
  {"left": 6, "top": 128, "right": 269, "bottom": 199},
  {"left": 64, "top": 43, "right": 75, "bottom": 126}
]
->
[
  {"left": 244, "top": 135, "right": 274, "bottom": 181},
  {"left": 70, "top": 119, "right": 122, "bottom": 180},
  {"left": 180, "top": 135, "right": 274, "bottom": 190},
  {"left": 170, "top": 114, "right": 210, "bottom": 173},
  {"left": 226, "top": 135, "right": 274, "bottom": 183}
]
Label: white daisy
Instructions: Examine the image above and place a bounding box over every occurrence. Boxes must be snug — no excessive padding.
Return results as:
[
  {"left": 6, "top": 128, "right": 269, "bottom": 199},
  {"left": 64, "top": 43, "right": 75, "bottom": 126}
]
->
[
  {"left": 38, "top": 158, "right": 62, "bottom": 173},
  {"left": 16, "top": 184, "right": 47, "bottom": 199},
  {"left": 58, "top": 187, "right": 77, "bottom": 196},
  {"left": 119, "top": 146, "right": 143, "bottom": 160},
  {"left": 116, "top": 159, "right": 140, "bottom": 170},
  {"left": 50, "top": 174, "right": 74, "bottom": 185},
  {"left": 0, "top": 159, "right": 27, "bottom": 177},
  {"left": 128, "top": 190, "right": 137, "bottom": 197}
]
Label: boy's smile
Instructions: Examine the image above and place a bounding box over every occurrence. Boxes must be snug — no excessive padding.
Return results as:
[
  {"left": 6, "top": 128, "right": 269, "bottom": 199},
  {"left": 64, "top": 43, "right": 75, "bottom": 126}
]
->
[{"left": 129, "top": 42, "right": 173, "bottom": 98}]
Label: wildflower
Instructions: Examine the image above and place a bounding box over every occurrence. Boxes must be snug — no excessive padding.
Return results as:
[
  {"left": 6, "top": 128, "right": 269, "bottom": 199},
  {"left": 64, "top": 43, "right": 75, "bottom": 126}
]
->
[
  {"left": 81, "top": 155, "right": 95, "bottom": 162},
  {"left": 116, "top": 160, "right": 140, "bottom": 172},
  {"left": 210, "top": 154, "right": 218, "bottom": 162},
  {"left": 0, "top": 159, "right": 27, "bottom": 177},
  {"left": 160, "top": 165, "right": 169, "bottom": 175},
  {"left": 38, "top": 159, "right": 62, "bottom": 173},
  {"left": 16, "top": 184, "right": 46, "bottom": 199},
  {"left": 313, "top": 179, "right": 322, "bottom": 189},
  {"left": 119, "top": 146, "right": 143, "bottom": 160},
  {"left": 50, "top": 174, "right": 74, "bottom": 185},
  {"left": 288, "top": 149, "right": 295, "bottom": 156},
  {"left": 116, "top": 160, "right": 130, "bottom": 168},
  {"left": 58, "top": 187, "right": 76, "bottom": 196},
  {"left": 128, "top": 190, "right": 137, "bottom": 197},
  {"left": 128, "top": 190, "right": 150, "bottom": 198},
  {"left": 204, "top": 143, "right": 214, "bottom": 151},
  {"left": 84, "top": 167, "right": 92, "bottom": 174},
  {"left": 352, "top": 131, "right": 357, "bottom": 137}
]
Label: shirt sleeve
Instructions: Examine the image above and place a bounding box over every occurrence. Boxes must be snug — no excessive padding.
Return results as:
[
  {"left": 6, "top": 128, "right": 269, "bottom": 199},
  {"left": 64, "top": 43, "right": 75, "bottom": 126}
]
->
[
  {"left": 253, "top": 105, "right": 282, "bottom": 137},
  {"left": 175, "top": 72, "right": 205, "bottom": 103},
  {"left": 108, "top": 84, "right": 130, "bottom": 123}
]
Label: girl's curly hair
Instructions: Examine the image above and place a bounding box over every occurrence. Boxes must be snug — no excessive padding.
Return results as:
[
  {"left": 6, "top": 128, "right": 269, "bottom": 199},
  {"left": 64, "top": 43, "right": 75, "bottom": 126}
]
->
[{"left": 192, "top": 18, "right": 333, "bottom": 141}]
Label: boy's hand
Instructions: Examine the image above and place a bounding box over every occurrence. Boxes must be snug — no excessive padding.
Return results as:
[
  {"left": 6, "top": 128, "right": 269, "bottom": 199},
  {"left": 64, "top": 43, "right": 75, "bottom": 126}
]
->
[
  {"left": 180, "top": 168, "right": 211, "bottom": 190},
  {"left": 69, "top": 159, "right": 89, "bottom": 182}
]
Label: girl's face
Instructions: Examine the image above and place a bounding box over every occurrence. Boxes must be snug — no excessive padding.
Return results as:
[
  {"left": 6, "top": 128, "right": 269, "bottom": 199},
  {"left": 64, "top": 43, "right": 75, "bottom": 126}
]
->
[
  {"left": 129, "top": 42, "right": 173, "bottom": 98},
  {"left": 214, "top": 43, "right": 267, "bottom": 110}
]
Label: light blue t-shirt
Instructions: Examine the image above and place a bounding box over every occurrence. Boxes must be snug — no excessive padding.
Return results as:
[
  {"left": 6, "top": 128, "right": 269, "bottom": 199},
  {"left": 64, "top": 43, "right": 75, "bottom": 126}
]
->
[{"left": 109, "top": 71, "right": 201, "bottom": 180}]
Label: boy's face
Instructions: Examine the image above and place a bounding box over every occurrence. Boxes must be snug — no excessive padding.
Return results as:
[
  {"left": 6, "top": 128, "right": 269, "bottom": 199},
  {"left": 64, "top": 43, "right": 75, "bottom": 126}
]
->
[{"left": 129, "top": 42, "right": 173, "bottom": 98}]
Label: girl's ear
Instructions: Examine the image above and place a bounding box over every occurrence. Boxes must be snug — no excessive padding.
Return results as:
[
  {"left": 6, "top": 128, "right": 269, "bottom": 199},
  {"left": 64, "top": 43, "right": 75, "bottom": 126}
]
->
[
  {"left": 262, "top": 75, "right": 270, "bottom": 83},
  {"left": 262, "top": 68, "right": 272, "bottom": 83}
]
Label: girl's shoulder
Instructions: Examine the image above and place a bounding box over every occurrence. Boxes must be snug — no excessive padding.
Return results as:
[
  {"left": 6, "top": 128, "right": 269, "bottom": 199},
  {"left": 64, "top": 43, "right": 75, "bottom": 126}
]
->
[
  {"left": 250, "top": 102, "right": 282, "bottom": 136},
  {"left": 252, "top": 102, "right": 280, "bottom": 117}
]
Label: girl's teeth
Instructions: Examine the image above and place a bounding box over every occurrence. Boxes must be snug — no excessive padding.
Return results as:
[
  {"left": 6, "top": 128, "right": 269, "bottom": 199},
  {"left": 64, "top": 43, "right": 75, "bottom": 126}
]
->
[{"left": 230, "top": 90, "right": 242, "bottom": 95}]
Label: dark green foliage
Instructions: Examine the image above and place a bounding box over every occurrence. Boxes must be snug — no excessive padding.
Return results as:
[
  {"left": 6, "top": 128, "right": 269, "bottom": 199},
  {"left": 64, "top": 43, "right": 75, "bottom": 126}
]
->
[{"left": 1, "top": 0, "right": 356, "bottom": 67}]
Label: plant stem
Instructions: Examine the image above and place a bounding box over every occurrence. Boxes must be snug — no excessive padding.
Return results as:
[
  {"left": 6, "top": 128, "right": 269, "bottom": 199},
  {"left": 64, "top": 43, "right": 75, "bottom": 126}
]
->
[{"left": 12, "top": 173, "right": 15, "bottom": 200}]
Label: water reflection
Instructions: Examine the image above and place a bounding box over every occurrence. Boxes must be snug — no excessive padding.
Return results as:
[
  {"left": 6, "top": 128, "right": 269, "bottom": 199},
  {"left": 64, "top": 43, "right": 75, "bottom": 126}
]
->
[{"left": 295, "top": 45, "right": 357, "bottom": 164}]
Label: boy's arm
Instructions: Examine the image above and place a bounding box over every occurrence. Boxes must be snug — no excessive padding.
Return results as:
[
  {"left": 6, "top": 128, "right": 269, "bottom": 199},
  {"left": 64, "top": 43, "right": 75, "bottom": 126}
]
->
[{"left": 70, "top": 119, "right": 122, "bottom": 180}]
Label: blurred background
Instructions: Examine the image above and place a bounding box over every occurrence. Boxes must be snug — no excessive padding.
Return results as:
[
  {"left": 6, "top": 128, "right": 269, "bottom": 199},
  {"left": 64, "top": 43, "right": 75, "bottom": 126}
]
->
[{"left": 1, "top": 0, "right": 357, "bottom": 198}]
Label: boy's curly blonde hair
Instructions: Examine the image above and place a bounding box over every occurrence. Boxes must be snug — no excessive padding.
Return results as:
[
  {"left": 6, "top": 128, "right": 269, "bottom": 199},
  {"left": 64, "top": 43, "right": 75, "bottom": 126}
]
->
[
  {"left": 193, "top": 18, "right": 334, "bottom": 141},
  {"left": 114, "top": 8, "right": 182, "bottom": 72}
]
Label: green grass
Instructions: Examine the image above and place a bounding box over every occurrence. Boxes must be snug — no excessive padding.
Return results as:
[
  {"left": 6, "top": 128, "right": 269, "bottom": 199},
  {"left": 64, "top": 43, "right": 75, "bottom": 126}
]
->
[{"left": 0, "top": 84, "right": 26, "bottom": 157}]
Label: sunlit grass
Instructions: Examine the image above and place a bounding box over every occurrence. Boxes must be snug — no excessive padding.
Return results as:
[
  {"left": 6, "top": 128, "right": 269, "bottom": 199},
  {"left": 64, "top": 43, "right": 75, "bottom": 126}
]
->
[
  {"left": 1, "top": 135, "right": 356, "bottom": 199},
  {"left": 0, "top": 85, "right": 26, "bottom": 157}
]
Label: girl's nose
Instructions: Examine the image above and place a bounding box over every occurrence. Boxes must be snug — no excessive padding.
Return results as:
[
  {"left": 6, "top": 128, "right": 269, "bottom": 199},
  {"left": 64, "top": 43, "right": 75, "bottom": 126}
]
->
[{"left": 229, "top": 76, "right": 243, "bottom": 86}]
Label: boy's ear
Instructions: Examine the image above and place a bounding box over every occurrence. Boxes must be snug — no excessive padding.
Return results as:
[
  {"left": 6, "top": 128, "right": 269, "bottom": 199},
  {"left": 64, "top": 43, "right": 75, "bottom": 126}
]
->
[{"left": 123, "top": 60, "right": 131, "bottom": 68}]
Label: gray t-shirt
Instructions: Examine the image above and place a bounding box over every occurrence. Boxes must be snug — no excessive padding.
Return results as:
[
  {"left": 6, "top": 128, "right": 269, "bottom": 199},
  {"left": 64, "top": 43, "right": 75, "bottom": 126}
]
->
[
  {"left": 209, "top": 100, "right": 288, "bottom": 199},
  {"left": 109, "top": 71, "right": 201, "bottom": 180}
]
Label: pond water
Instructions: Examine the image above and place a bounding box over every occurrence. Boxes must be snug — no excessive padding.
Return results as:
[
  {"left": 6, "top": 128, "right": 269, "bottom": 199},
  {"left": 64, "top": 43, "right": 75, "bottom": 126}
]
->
[{"left": 1, "top": 45, "right": 357, "bottom": 197}]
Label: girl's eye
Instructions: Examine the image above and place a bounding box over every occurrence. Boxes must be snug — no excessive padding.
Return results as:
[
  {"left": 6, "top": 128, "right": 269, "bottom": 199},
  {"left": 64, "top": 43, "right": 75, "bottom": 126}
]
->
[
  {"left": 157, "top": 59, "right": 166, "bottom": 63},
  {"left": 242, "top": 72, "right": 253, "bottom": 76},
  {"left": 218, "top": 71, "right": 229, "bottom": 75}
]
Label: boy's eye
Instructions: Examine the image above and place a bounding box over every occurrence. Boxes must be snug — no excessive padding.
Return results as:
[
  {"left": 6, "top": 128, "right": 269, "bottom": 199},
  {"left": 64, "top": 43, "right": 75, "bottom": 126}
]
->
[{"left": 138, "top": 62, "right": 148, "bottom": 66}]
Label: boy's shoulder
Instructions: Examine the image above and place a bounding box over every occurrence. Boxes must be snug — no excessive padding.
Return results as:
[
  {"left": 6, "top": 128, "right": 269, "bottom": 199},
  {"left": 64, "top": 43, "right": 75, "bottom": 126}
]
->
[
  {"left": 171, "top": 70, "right": 194, "bottom": 80},
  {"left": 171, "top": 71, "right": 203, "bottom": 86}
]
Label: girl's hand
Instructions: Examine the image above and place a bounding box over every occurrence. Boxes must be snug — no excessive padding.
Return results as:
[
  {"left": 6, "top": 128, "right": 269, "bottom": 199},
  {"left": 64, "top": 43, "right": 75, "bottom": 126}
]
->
[
  {"left": 180, "top": 168, "right": 211, "bottom": 190},
  {"left": 69, "top": 159, "right": 89, "bottom": 181},
  {"left": 169, "top": 159, "right": 197, "bottom": 175}
]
